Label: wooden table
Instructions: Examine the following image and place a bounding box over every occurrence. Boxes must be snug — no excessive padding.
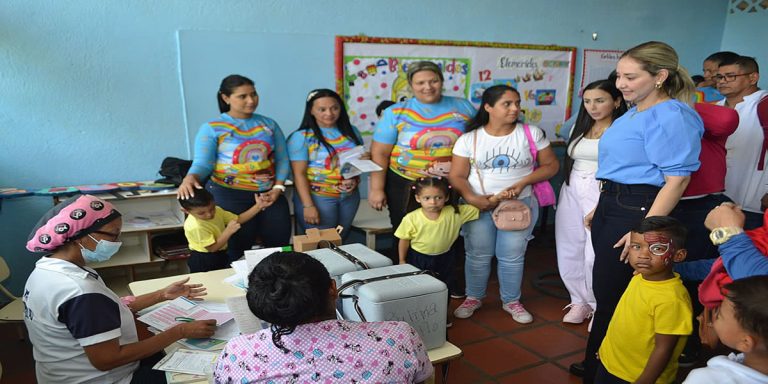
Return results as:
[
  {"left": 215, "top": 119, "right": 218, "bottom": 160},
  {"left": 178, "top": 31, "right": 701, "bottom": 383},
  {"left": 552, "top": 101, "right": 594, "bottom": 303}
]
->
[{"left": 129, "top": 268, "right": 462, "bottom": 383}]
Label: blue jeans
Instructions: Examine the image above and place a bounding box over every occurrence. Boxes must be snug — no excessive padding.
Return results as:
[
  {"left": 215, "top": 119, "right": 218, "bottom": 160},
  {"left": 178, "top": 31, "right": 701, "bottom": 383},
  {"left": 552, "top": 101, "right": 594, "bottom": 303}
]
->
[
  {"left": 293, "top": 190, "right": 360, "bottom": 242},
  {"left": 462, "top": 196, "right": 538, "bottom": 304}
]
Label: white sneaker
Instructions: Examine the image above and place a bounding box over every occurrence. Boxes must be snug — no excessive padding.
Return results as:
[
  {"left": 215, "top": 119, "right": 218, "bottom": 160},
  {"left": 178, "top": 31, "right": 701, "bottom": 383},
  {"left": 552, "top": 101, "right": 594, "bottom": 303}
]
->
[
  {"left": 562, "top": 304, "right": 593, "bottom": 324},
  {"left": 454, "top": 297, "right": 482, "bottom": 319},
  {"left": 503, "top": 301, "right": 533, "bottom": 324}
]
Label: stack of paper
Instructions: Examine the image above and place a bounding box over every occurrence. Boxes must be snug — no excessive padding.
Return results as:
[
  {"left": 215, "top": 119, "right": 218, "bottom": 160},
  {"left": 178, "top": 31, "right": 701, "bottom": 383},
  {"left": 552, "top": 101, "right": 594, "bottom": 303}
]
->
[
  {"left": 153, "top": 349, "right": 219, "bottom": 376},
  {"left": 137, "top": 297, "right": 234, "bottom": 332}
]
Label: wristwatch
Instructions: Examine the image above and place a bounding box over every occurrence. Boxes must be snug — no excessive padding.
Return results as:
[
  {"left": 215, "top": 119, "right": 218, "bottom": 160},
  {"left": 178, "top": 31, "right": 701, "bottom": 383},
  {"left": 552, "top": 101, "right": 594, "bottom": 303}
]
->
[{"left": 709, "top": 227, "right": 744, "bottom": 245}]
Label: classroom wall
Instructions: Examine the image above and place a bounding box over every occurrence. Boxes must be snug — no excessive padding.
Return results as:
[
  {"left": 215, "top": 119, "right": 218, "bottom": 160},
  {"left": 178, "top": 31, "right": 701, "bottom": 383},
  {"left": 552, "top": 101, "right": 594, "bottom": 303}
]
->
[
  {"left": 0, "top": 0, "right": 732, "bottom": 294},
  {"left": 720, "top": 1, "right": 768, "bottom": 88}
]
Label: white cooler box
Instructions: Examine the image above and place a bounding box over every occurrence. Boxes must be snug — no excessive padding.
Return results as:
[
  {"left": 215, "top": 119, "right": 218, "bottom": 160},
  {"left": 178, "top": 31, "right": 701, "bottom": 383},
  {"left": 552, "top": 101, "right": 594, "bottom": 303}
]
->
[
  {"left": 338, "top": 264, "right": 448, "bottom": 349},
  {"left": 306, "top": 243, "right": 392, "bottom": 285}
]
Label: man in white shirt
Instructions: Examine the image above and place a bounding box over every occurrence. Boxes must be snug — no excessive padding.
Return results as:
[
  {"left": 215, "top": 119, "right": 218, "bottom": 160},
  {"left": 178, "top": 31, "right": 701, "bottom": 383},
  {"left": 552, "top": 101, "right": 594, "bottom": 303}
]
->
[{"left": 717, "top": 55, "right": 768, "bottom": 229}]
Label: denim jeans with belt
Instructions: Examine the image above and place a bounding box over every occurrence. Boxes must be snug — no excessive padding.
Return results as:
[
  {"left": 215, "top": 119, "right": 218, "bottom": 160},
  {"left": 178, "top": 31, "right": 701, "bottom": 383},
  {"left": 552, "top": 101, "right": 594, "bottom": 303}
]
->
[
  {"left": 462, "top": 196, "right": 538, "bottom": 304},
  {"left": 583, "top": 181, "right": 660, "bottom": 384}
]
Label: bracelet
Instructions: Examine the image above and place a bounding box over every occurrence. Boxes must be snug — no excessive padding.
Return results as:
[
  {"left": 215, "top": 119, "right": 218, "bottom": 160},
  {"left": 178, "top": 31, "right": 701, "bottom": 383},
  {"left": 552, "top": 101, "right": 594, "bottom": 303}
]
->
[
  {"left": 272, "top": 185, "right": 286, "bottom": 192},
  {"left": 303, "top": 205, "right": 315, "bottom": 209}
]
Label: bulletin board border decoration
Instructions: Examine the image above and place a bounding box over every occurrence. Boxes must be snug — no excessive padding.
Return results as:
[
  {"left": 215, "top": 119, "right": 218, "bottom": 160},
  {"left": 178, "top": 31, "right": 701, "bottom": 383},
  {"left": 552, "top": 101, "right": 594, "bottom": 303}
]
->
[
  {"left": 334, "top": 35, "right": 577, "bottom": 140},
  {"left": 335, "top": 35, "right": 577, "bottom": 101},
  {"left": 580, "top": 49, "right": 624, "bottom": 91}
]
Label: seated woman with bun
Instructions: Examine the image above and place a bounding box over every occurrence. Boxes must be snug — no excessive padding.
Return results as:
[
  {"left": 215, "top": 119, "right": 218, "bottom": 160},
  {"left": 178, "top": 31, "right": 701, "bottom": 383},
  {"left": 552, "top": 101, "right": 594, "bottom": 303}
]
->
[{"left": 213, "top": 251, "right": 434, "bottom": 383}]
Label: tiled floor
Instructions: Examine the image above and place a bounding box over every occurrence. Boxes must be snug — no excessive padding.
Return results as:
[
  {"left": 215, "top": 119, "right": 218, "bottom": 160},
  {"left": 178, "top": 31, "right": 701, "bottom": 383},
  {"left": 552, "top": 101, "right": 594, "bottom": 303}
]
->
[
  {"left": 436, "top": 231, "right": 588, "bottom": 384},
  {"left": 0, "top": 227, "right": 705, "bottom": 383}
]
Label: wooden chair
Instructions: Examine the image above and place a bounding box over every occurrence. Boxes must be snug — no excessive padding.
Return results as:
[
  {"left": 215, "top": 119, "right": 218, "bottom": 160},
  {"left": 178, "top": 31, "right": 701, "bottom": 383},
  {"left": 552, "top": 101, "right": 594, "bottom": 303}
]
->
[{"left": 0, "top": 256, "right": 26, "bottom": 339}]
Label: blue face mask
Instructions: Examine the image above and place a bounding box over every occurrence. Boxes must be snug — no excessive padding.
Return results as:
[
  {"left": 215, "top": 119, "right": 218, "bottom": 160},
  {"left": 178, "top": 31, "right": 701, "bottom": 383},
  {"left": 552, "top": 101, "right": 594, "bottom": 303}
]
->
[{"left": 80, "top": 234, "right": 122, "bottom": 263}]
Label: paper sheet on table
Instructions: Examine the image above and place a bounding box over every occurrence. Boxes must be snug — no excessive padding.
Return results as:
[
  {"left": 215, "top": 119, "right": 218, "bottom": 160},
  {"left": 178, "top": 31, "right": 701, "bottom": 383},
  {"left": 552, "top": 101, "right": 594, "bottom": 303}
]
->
[
  {"left": 137, "top": 297, "right": 234, "bottom": 331},
  {"left": 225, "top": 295, "right": 270, "bottom": 335},
  {"left": 244, "top": 246, "right": 290, "bottom": 272},
  {"left": 153, "top": 349, "right": 219, "bottom": 375}
]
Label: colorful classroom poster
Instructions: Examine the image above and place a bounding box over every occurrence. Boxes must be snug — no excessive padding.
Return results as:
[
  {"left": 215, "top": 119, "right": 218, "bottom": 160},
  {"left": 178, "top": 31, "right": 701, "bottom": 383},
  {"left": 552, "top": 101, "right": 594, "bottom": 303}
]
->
[{"left": 336, "top": 36, "right": 576, "bottom": 141}]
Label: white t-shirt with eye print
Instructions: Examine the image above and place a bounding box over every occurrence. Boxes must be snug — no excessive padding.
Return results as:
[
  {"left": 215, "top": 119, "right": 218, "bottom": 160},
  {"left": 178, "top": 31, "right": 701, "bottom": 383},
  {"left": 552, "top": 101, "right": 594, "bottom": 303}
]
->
[{"left": 453, "top": 124, "right": 550, "bottom": 198}]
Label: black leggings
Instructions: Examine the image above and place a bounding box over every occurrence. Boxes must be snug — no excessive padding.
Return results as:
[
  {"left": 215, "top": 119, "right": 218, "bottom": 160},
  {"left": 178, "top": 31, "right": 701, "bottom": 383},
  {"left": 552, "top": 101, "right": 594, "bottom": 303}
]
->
[{"left": 206, "top": 182, "right": 292, "bottom": 263}]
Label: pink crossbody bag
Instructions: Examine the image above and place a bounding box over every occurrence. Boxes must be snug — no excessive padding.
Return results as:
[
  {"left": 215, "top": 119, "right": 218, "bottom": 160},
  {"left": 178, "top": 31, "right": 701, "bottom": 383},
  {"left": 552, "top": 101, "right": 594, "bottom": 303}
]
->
[
  {"left": 522, "top": 124, "right": 557, "bottom": 207},
  {"left": 473, "top": 130, "right": 532, "bottom": 231}
]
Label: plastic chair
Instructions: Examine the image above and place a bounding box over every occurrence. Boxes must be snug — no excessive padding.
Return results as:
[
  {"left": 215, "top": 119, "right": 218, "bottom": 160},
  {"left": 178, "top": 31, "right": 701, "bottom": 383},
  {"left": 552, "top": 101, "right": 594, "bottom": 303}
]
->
[{"left": 0, "top": 256, "right": 26, "bottom": 339}]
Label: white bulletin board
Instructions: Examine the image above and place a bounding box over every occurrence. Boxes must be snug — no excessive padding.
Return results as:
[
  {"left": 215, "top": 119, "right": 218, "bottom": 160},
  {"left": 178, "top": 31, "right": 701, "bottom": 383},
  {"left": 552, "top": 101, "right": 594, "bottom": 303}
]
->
[{"left": 336, "top": 36, "right": 576, "bottom": 140}]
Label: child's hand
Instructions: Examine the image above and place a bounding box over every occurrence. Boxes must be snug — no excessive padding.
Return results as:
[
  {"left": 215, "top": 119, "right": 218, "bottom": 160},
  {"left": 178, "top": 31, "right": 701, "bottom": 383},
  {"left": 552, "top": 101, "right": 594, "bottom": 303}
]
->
[
  {"left": 254, "top": 193, "right": 274, "bottom": 211},
  {"left": 468, "top": 194, "right": 498, "bottom": 211},
  {"left": 223, "top": 219, "right": 241, "bottom": 235},
  {"left": 501, "top": 183, "right": 525, "bottom": 199}
]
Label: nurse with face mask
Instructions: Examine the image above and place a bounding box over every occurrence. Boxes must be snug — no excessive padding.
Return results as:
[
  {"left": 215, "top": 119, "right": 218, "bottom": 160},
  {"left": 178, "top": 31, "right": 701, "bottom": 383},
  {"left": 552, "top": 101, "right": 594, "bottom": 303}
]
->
[{"left": 23, "top": 195, "right": 217, "bottom": 384}]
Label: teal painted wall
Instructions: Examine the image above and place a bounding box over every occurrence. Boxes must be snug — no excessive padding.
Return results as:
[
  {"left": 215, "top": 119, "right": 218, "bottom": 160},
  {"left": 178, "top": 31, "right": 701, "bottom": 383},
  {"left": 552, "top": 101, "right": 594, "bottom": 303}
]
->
[{"left": 1, "top": 0, "right": 733, "bottom": 294}]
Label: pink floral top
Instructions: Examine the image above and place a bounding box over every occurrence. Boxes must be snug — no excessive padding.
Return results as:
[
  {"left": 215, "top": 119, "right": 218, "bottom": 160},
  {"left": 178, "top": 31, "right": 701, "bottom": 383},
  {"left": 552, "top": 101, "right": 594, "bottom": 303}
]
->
[{"left": 213, "top": 320, "right": 433, "bottom": 384}]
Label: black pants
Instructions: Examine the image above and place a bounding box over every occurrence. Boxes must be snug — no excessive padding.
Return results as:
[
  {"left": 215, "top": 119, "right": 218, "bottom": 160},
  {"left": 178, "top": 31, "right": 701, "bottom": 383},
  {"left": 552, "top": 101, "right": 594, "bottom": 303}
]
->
[
  {"left": 130, "top": 352, "right": 166, "bottom": 383},
  {"left": 207, "top": 182, "right": 292, "bottom": 263},
  {"left": 407, "top": 247, "right": 456, "bottom": 290},
  {"left": 188, "top": 250, "right": 229, "bottom": 273},
  {"left": 594, "top": 360, "right": 630, "bottom": 384},
  {"left": 743, "top": 209, "right": 764, "bottom": 230},
  {"left": 584, "top": 181, "right": 660, "bottom": 384},
  {"left": 384, "top": 170, "right": 414, "bottom": 263}
]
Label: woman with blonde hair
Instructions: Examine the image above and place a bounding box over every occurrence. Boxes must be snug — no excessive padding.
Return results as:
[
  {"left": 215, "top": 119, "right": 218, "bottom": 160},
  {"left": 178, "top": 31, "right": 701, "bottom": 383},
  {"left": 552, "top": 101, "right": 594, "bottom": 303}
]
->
[{"left": 579, "top": 41, "right": 704, "bottom": 383}]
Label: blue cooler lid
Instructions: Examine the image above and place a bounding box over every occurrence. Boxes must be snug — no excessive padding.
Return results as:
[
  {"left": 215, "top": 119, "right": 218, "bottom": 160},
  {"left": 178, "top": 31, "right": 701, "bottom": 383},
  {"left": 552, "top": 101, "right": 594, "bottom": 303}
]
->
[
  {"left": 308, "top": 243, "right": 392, "bottom": 278},
  {"left": 341, "top": 264, "right": 447, "bottom": 302}
]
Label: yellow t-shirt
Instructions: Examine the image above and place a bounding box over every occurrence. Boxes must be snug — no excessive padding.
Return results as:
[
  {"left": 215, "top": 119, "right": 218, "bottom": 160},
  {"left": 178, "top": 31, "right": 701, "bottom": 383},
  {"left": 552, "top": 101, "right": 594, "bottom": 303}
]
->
[
  {"left": 183, "top": 206, "right": 239, "bottom": 252},
  {"left": 394, "top": 205, "right": 479, "bottom": 255},
  {"left": 599, "top": 273, "right": 692, "bottom": 383}
]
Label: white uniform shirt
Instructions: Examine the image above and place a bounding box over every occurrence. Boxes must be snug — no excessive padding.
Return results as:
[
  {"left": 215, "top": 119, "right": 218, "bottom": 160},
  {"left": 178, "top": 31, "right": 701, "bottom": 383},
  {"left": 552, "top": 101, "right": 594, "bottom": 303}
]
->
[
  {"left": 23, "top": 257, "right": 138, "bottom": 384},
  {"left": 719, "top": 90, "right": 768, "bottom": 213}
]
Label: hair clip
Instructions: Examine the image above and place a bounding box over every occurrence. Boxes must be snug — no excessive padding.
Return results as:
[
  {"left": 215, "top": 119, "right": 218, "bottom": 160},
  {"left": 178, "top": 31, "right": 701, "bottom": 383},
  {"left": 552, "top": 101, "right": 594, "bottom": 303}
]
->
[
  {"left": 411, "top": 185, "right": 417, "bottom": 190},
  {"left": 306, "top": 90, "right": 319, "bottom": 102}
]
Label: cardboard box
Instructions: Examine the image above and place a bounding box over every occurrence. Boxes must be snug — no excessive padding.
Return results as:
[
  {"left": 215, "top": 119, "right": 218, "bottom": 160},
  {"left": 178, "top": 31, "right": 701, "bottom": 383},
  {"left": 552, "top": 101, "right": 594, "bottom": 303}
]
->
[{"left": 292, "top": 228, "right": 342, "bottom": 252}]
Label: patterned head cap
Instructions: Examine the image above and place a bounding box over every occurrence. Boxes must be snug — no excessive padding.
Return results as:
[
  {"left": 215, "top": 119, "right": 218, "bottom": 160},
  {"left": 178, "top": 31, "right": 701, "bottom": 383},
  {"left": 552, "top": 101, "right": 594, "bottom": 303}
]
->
[{"left": 26, "top": 195, "right": 121, "bottom": 252}]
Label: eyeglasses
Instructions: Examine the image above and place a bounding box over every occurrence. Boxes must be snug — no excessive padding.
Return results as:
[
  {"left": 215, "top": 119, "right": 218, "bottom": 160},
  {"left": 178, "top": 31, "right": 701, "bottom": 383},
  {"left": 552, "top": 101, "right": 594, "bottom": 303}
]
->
[{"left": 713, "top": 72, "right": 754, "bottom": 83}]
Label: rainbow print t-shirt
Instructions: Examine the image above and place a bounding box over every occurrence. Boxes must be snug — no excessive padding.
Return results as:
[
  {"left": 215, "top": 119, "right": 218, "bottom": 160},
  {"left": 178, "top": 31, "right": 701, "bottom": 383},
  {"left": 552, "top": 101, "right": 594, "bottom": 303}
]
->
[
  {"left": 287, "top": 126, "right": 363, "bottom": 197},
  {"left": 373, "top": 96, "right": 476, "bottom": 180},
  {"left": 189, "top": 113, "right": 289, "bottom": 192}
]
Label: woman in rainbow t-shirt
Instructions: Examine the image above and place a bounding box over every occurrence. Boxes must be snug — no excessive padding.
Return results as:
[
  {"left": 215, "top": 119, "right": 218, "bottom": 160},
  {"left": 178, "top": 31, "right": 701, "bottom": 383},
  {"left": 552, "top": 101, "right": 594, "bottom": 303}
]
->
[
  {"left": 287, "top": 89, "right": 364, "bottom": 240},
  {"left": 369, "top": 61, "right": 476, "bottom": 247},
  {"left": 178, "top": 74, "right": 291, "bottom": 262}
]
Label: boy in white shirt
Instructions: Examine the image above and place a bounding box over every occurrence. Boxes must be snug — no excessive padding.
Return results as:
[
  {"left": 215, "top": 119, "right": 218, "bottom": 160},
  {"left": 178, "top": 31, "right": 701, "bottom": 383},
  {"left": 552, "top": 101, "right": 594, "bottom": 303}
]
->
[{"left": 684, "top": 275, "right": 768, "bottom": 383}]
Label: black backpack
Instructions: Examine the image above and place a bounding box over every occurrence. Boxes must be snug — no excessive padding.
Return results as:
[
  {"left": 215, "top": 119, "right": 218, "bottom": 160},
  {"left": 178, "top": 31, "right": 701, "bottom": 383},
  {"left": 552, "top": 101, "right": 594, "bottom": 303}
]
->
[{"left": 155, "top": 157, "right": 192, "bottom": 187}]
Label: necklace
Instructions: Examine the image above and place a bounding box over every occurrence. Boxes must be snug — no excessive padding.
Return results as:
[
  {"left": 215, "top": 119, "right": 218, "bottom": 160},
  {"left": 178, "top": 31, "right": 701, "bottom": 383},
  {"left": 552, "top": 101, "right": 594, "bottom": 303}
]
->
[{"left": 584, "top": 124, "right": 609, "bottom": 139}]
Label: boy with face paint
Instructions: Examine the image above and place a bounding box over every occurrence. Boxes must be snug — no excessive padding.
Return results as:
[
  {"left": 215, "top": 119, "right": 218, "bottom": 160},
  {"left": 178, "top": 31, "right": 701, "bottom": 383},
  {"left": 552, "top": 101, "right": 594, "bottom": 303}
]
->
[{"left": 596, "top": 216, "right": 693, "bottom": 384}]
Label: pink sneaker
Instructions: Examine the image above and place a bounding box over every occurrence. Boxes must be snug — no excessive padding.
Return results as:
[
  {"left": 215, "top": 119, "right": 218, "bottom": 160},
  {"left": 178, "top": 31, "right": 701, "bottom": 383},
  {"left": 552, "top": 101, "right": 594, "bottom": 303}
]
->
[
  {"left": 503, "top": 301, "right": 533, "bottom": 324},
  {"left": 562, "top": 304, "right": 593, "bottom": 324},
  {"left": 454, "top": 297, "right": 482, "bottom": 319}
]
